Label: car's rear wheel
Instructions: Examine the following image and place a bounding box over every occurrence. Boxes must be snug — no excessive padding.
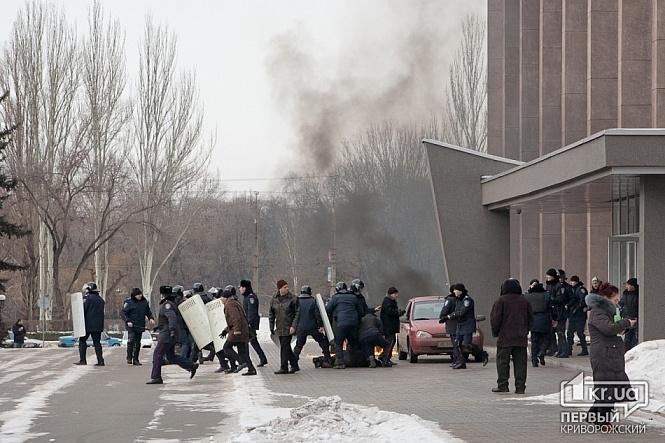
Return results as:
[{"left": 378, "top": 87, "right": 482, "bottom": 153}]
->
[
  {"left": 407, "top": 340, "right": 418, "bottom": 364},
  {"left": 397, "top": 339, "right": 407, "bottom": 360}
]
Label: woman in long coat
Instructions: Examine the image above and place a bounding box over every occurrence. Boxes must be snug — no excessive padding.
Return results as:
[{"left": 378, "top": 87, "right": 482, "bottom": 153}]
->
[{"left": 585, "top": 283, "right": 637, "bottom": 422}]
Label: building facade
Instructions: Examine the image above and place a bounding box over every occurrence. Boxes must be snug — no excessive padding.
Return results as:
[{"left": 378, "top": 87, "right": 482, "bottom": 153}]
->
[{"left": 425, "top": 0, "right": 665, "bottom": 343}]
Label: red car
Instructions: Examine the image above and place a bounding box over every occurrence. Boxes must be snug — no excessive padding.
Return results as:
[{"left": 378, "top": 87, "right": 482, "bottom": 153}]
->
[{"left": 396, "top": 296, "right": 486, "bottom": 363}]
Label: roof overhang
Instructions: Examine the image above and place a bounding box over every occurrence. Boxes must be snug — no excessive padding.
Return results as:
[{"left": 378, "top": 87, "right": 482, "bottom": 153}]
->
[{"left": 481, "top": 129, "right": 665, "bottom": 210}]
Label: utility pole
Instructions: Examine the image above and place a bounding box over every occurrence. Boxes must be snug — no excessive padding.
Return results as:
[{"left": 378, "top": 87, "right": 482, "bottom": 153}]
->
[
  {"left": 253, "top": 191, "right": 260, "bottom": 295},
  {"left": 328, "top": 176, "right": 337, "bottom": 296}
]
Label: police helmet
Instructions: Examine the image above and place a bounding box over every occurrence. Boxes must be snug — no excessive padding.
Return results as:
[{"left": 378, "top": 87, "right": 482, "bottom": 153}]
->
[
  {"left": 208, "top": 287, "right": 219, "bottom": 298},
  {"left": 222, "top": 285, "right": 236, "bottom": 298},
  {"left": 183, "top": 290, "right": 193, "bottom": 298},
  {"left": 351, "top": 279, "right": 365, "bottom": 292},
  {"left": 82, "top": 281, "right": 98, "bottom": 293},
  {"left": 172, "top": 285, "right": 184, "bottom": 296},
  {"left": 335, "top": 281, "right": 347, "bottom": 292},
  {"left": 192, "top": 282, "right": 204, "bottom": 293},
  {"left": 301, "top": 285, "right": 312, "bottom": 295}
]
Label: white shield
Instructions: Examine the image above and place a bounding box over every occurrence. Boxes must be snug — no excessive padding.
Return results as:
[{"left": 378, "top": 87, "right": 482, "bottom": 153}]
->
[
  {"left": 316, "top": 293, "right": 335, "bottom": 342},
  {"left": 179, "top": 294, "right": 213, "bottom": 348},
  {"left": 71, "top": 292, "right": 86, "bottom": 338},
  {"left": 206, "top": 299, "right": 227, "bottom": 352}
]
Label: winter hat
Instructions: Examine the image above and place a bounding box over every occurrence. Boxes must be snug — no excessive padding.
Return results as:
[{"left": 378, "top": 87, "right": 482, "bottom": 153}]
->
[
  {"left": 529, "top": 279, "right": 540, "bottom": 286},
  {"left": 546, "top": 268, "right": 558, "bottom": 278},
  {"left": 626, "top": 278, "right": 638, "bottom": 287},
  {"left": 451, "top": 283, "right": 467, "bottom": 293},
  {"left": 500, "top": 279, "right": 522, "bottom": 295},
  {"left": 570, "top": 275, "right": 580, "bottom": 283},
  {"left": 276, "top": 279, "right": 288, "bottom": 290},
  {"left": 558, "top": 269, "right": 567, "bottom": 279},
  {"left": 387, "top": 286, "right": 399, "bottom": 295},
  {"left": 240, "top": 279, "right": 252, "bottom": 288}
]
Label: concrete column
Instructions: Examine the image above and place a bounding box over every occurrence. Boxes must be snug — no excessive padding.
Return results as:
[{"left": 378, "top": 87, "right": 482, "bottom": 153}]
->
[
  {"left": 520, "top": 0, "right": 540, "bottom": 161},
  {"left": 652, "top": 0, "right": 665, "bottom": 127},
  {"left": 540, "top": 212, "right": 563, "bottom": 272},
  {"left": 587, "top": 0, "right": 618, "bottom": 134},
  {"left": 488, "top": 0, "right": 506, "bottom": 155},
  {"left": 638, "top": 175, "right": 665, "bottom": 342},
  {"left": 522, "top": 209, "right": 542, "bottom": 282},
  {"left": 510, "top": 210, "right": 522, "bottom": 280},
  {"left": 618, "top": 0, "right": 652, "bottom": 127},
  {"left": 505, "top": 0, "right": 521, "bottom": 159},
  {"left": 562, "top": 0, "right": 588, "bottom": 145},
  {"left": 588, "top": 209, "right": 612, "bottom": 281},
  {"left": 540, "top": 0, "right": 563, "bottom": 155},
  {"left": 563, "top": 212, "right": 588, "bottom": 279}
]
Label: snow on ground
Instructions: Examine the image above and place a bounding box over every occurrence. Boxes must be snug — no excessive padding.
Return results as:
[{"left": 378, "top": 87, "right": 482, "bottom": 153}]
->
[
  {"left": 220, "top": 350, "right": 461, "bottom": 443},
  {"left": 507, "top": 339, "right": 665, "bottom": 422},
  {"left": 0, "top": 356, "right": 92, "bottom": 443},
  {"left": 625, "top": 339, "right": 665, "bottom": 414},
  {"left": 227, "top": 395, "right": 462, "bottom": 443}
]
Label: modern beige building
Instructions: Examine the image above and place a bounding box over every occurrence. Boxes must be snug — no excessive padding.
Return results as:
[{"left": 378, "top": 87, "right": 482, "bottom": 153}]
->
[{"left": 425, "top": 0, "right": 665, "bottom": 343}]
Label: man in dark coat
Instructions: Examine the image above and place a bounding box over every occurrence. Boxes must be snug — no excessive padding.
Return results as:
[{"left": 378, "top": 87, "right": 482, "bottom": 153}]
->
[
  {"left": 293, "top": 285, "right": 333, "bottom": 367},
  {"left": 147, "top": 286, "right": 198, "bottom": 384},
  {"left": 379, "top": 286, "right": 404, "bottom": 367},
  {"left": 585, "top": 287, "right": 637, "bottom": 422},
  {"left": 567, "top": 276, "right": 589, "bottom": 356},
  {"left": 525, "top": 282, "right": 554, "bottom": 367},
  {"left": 490, "top": 279, "right": 532, "bottom": 394},
  {"left": 240, "top": 279, "right": 267, "bottom": 367},
  {"left": 441, "top": 284, "right": 476, "bottom": 369},
  {"left": 221, "top": 285, "right": 256, "bottom": 376},
  {"left": 12, "top": 319, "right": 26, "bottom": 348},
  {"left": 619, "top": 278, "right": 639, "bottom": 351},
  {"left": 122, "top": 288, "right": 155, "bottom": 366},
  {"left": 327, "top": 282, "right": 364, "bottom": 369},
  {"left": 545, "top": 268, "right": 570, "bottom": 358},
  {"left": 75, "top": 282, "right": 106, "bottom": 366},
  {"left": 439, "top": 287, "right": 458, "bottom": 367},
  {"left": 358, "top": 310, "right": 389, "bottom": 368},
  {"left": 269, "top": 280, "right": 299, "bottom": 374}
]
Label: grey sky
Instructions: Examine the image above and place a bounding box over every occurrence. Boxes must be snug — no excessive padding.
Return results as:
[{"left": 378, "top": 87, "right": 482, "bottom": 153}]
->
[{"left": 0, "top": 0, "right": 485, "bottom": 192}]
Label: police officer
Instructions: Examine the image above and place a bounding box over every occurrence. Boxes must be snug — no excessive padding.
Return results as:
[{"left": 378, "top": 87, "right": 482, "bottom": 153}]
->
[
  {"left": 443, "top": 283, "right": 475, "bottom": 369},
  {"left": 172, "top": 286, "right": 192, "bottom": 359},
  {"left": 439, "top": 286, "right": 458, "bottom": 367},
  {"left": 147, "top": 286, "right": 198, "bottom": 384},
  {"left": 351, "top": 279, "right": 376, "bottom": 316},
  {"left": 75, "top": 282, "right": 105, "bottom": 366},
  {"left": 240, "top": 280, "right": 268, "bottom": 367},
  {"left": 525, "top": 281, "right": 554, "bottom": 367},
  {"left": 293, "top": 285, "right": 333, "bottom": 368},
  {"left": 545, "top": 268, "right": 571, "bottom": 358},
  {"left": 326, "top": 282, "right": 364, "bottom": 369},
  {"left": 567, "top": 276, "right": 589, "bottom": 356},
  {"left": 220, "top": 285, "right": 256, "bottom": 376},
  {"left": 190, "top": 282, "right": 214, "bottom": 363},
  {"left": 357, "top": 308, "right": 389, "bottom": 368},
  {"left": 122, "top": 288, "right": 155, "bottom": 366}
]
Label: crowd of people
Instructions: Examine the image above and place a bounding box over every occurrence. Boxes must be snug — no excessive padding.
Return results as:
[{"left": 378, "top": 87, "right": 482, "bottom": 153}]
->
[
  {"left": 486, "top": 269, "right": 639, "bottom": 424},
  {"left": 64, "top": 277, "right": 408, "bottom": 384}
]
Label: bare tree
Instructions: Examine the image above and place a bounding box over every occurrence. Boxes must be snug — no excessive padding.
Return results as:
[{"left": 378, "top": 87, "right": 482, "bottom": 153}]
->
[
  {"left": 80, "top": 1, "right": 132, "bottom": 297},
  {"left": 445, "top": 14, "right": 487, "bottom": 152},
  {"left": 130, "top": 18, "right": 212, "bottom": 306}
]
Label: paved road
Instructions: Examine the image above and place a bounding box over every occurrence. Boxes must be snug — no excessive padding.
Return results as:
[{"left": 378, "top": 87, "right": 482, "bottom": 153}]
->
[{"left": 0, "top": 341, "right": 663, "bottom": 442}]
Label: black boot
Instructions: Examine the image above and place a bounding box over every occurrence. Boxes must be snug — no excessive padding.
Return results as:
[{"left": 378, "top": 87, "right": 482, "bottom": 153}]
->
[
  {"left": 189, "top": 363, "right": 199, "bottom": 379},
  {"left": 146, "top": 378, "right": 163, "bottom": 385},
  {"left": 538, "top": 355, "right": 546, "bottom": 366},
  {"left": 132, "top": 360, "right": 142, "bottom": 366}
]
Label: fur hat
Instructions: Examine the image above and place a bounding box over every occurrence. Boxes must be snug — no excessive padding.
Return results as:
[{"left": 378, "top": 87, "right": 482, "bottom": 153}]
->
[{"left": 545, "top": 268, "right": 558, "bottom": 278}]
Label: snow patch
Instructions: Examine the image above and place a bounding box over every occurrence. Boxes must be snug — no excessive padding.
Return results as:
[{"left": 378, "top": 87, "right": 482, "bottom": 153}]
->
[
  {"left": 0, "top": 365, "right": 91, "bottom": 443},
  {"left": 625, "top": 339, "right": 665, "bottom": 414},
  {"left": 227, "top": 395, "right": 462, "bottom": 443}
]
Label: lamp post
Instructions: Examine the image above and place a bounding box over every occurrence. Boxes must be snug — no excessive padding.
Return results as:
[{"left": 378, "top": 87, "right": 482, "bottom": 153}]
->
[{"left": 0, "top": 294, "right": 6, "bottom": 344}]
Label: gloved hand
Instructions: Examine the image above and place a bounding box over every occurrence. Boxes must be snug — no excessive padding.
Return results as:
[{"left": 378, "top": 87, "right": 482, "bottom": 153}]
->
[
  {"left": 399, "top": 309, "right": 406, "bottom": 316},
  {"left": 221, "top": 328, "right": 228, "bottom": 338}
]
